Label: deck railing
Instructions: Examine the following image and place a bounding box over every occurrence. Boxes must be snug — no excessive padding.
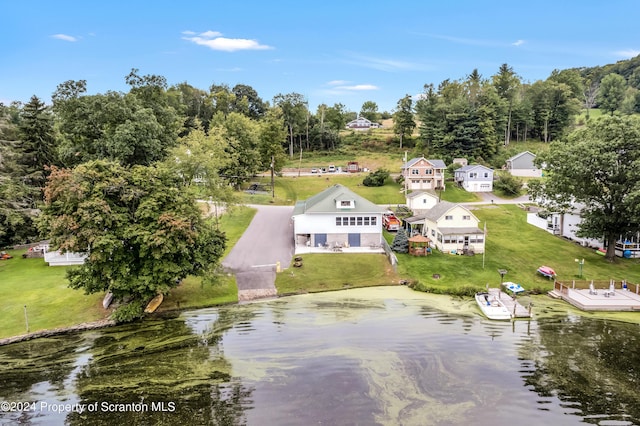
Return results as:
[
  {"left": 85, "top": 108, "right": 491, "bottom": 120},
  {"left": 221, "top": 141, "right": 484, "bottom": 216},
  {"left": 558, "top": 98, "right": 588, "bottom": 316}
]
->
[{"left": 554, "top": 280, "right": 639, "bottom": 294}]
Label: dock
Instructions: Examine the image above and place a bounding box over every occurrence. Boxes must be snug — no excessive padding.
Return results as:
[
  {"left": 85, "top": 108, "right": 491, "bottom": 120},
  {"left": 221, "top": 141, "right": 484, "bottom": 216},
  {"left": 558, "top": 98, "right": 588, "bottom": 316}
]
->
[
  {"left": 488, "top": 288, "right": 532, "bottom": 318},
  {"left": 549, "top": 280, "right": 640, "bottom": 311}
]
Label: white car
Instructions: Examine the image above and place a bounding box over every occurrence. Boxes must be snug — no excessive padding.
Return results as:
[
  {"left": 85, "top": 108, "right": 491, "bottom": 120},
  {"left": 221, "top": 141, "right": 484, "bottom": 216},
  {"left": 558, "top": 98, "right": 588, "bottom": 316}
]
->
[
  {"left": 311, "top": 168, "right": 318, "bottom": 173},
  {"left": 328, "top": 165, "right": 336, "bottom": 172}
]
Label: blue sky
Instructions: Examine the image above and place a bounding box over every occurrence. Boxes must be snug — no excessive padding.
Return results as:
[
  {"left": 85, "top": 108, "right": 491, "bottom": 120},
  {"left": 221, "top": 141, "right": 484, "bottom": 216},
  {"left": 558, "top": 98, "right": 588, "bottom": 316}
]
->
[{"left": 1, "top": 1, "right": 639, "bottom": 113}]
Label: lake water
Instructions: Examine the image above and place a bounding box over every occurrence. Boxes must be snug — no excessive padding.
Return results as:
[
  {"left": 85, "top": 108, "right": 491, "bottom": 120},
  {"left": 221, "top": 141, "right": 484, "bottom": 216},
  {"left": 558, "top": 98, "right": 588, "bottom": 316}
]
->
[{"left": 1, "top": 286, "right": 639, "bottom": 425}]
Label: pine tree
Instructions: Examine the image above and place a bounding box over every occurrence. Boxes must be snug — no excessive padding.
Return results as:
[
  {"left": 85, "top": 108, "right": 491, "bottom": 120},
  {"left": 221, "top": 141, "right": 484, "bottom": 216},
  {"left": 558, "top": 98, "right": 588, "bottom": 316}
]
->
[{"left": 391, "top": 228, "right": 409, "bottom": 253}]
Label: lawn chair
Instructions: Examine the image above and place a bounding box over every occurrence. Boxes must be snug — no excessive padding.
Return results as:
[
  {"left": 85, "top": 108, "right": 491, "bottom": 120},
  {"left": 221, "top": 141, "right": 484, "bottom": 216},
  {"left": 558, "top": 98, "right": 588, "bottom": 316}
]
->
[{"left": 589, "top": 281, "right": 598, "bottom": 295}]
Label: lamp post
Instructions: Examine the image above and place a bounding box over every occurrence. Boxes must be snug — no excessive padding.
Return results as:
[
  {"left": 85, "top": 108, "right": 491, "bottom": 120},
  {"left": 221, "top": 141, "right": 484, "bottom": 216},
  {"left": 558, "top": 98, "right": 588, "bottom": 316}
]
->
[{"left": 575, "top": 258, "right": 584, "bottom": 278}]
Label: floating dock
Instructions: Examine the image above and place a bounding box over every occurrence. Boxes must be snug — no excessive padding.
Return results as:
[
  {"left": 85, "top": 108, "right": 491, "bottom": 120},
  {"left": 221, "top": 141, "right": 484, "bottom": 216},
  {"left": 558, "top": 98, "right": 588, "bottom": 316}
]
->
[{"left": 487, "top": 288, "right": 532, "bottom": 318}]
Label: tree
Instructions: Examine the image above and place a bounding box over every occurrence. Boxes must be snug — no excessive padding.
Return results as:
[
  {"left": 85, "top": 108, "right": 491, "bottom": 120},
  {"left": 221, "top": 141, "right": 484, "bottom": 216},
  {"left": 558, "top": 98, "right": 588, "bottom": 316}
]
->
[
  {"left": 273, "top": 93, "right": 307, "bottom": 158},
  {"left": 362, "top": 169, "right": 390, "bottom": 187},
  {"left": 492, "top": 64, "right": 521, "bottom": 146},
  {"left": 390, "top": 228, "right": 409, "bottom": 253},
  {"left": 231, "top": 84, "right": 266, "bottom": 120},
  {"left": 39, "top": 160, "right": 227, "bottom": 320},
  {"left": 360, "top": 101, "right": 379, "bottom": 123},
  {"left": 597, "top": 73, "right": 627, "bottom": 115},
  {"left": 529, "top": 115, "right": 640, "bottom": 261},
  {"left": 393, "top": 95, "right": 415, "bottom": 149},
  {"left": 16, "top": 96, "right": 58, "bottom": 195}
]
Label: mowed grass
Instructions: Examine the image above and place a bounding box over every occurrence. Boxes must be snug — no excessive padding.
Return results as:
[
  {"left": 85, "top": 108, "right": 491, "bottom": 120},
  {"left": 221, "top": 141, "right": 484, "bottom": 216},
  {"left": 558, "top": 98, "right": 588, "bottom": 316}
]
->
[
  {"left": 0, "top": 254, "right": 106, "bottom": 339},
  {"left": 394, "top": 204, "right": 640, "bottom": 293},
  {"left": 0, "top": 206, "right": 258, "bottom": 339},
  {"left": 240, "top": 174, "right": 479, "bottom": 206},
  {"left": 276, "top": 253, "right": 401, "bottom": 294}
]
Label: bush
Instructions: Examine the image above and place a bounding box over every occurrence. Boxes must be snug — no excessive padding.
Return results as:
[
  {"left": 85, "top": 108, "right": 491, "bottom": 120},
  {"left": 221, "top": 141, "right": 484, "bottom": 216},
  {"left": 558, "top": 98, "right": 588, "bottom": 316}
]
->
[
  {"left": 111, "top": 299, "right": 146, "bottom": 323},
  {"left": 390, "top": 228, "right": 409, "bottom": 253},
  {"left": 362, "top": 168, "right": 390, "bottom": 187},
  {"left": 494, "top": 174, "right": 523, "bottom": 195}
]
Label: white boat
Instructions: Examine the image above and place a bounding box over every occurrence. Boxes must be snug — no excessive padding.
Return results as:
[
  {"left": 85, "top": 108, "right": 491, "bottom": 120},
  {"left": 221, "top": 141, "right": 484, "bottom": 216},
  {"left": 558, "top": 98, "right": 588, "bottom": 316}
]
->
[
  {"left": 475, "top": 292, "right": 512, "bottom": 320},
  {"left": 102, "top": 292, "right": 114, "bottom": 309}
]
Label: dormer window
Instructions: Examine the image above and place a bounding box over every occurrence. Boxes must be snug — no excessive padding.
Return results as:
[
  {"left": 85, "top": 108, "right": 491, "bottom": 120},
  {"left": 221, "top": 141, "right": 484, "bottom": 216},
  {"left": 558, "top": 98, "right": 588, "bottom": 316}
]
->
[{"left": 337, "top": 199, "right": 355, "bottom": 209}]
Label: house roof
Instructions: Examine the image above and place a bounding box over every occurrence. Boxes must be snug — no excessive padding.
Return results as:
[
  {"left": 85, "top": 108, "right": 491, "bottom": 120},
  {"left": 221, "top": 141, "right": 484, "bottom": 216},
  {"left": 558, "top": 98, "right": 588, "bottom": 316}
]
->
[
  {"left": 292, "top": 184, "right": 386, "bottom": 216},
  {"left": 406, "top": 190, "right": 438, "bottom": 200},
  {"left": 423, "top": 201, "right": 478, "bottom": 222},
  {"left": 401, "top": 157, "right": 447, "bottom": 169},
  {"left": 456, "top": 164, "right": 493, "bottom": 173},
  {"left": 507, "top": 151, "right": 536, "bottom": 162},
  {"left": 403, "top": 214, "right": 427, "bottom": 224}
]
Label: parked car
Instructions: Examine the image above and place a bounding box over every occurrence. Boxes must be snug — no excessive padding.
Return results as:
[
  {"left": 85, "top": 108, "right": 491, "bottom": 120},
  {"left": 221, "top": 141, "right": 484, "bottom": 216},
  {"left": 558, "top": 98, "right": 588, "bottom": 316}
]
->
[
  {"left": 311, "top": 167, "right": 318, "bottom": 173},
  {"left": 328, "top": 165, "right": 336, "bottom": 173}
]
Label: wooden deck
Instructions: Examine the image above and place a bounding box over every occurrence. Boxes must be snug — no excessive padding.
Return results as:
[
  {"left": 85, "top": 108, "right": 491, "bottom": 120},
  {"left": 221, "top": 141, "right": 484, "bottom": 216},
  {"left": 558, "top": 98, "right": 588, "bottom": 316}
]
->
[
  {"left": 549, "top": 280, "right": 640, "bottom": 311},
  {"left": 488, "top": 288, "right": 532, "bottom": 318}
]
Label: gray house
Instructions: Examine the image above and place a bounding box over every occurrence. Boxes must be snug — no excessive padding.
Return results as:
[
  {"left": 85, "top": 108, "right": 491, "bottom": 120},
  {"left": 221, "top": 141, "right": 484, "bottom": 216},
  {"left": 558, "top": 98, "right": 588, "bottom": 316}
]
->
[
  {"left": 454, "top": 165, "right": 493, "bottom": 192},
  {"left": 506, "top": 151, "right": 541, "bottom": 177}
]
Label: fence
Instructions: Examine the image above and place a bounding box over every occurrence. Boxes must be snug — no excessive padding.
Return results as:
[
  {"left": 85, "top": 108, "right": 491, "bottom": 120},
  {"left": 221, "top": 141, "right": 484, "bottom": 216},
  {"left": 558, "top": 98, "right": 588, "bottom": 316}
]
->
[
  {"left": 554, "top": 279, "right": 639, "bottom": 294},
  {"left": 382, "top": 240, "right": 398, "bottom": 272}
]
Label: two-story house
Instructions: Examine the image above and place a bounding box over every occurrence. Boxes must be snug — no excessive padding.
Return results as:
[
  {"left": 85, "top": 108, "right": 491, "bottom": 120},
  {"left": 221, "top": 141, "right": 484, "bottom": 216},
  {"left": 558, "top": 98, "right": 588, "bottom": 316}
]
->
[
  {"left": 422, "top": 201, "right": 485, "bottom": 254},
  {"left": 291, "top": 184, "right": 386, "bottom": 252},
  {"left": 345, "top": 116, "right": 381, "bottom": 130},
  {"left": 401, "top": 157, "right": 446, "bottom": 191},
  {"left": 454, "top": 165, "right": 494, "bottom": 192}
]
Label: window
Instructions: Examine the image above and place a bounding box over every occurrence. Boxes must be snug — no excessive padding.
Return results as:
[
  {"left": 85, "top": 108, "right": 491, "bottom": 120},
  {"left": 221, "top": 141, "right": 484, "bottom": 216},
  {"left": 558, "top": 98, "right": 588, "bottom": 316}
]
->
[
  {"left": 411, "top": 169, "right": 419, "bottom": 175},
  {"left": 445, "top": 215, "right": 453, "bottom": 220},
  {"left": 371, "top": 217, "right": 377, "bottom": 226},
  {"left": 470, "top": 172, "right": 477, "bottom": 178},
  {"left": 425, "top": 169, "right": 433, "bottom": 175},
  {"left": 340, "top": 200, "right": 353, "bottom": 207},
  {"left": 364, "top": 217, "right": 370, "bottom": 226},
  {"left": 431, "top": 229, "right": 436, "bottom": 237},
  {"left": 349, "top": 217, "right": 356, "bottom": 226},
  {"left": 463, "top": 215, "right": 470, "bottom": 220},
  {"left": 423, "top": 199, "right": 427, "bottom": 204},
  {"left": 483, "top": 172, "right": 489, "bottom": 178},
  {"left": 357, "top": 217, "right": 363, "bottom": 226},
  {"left": 336, "top": 217, "right": 341, "bottom": 226}
]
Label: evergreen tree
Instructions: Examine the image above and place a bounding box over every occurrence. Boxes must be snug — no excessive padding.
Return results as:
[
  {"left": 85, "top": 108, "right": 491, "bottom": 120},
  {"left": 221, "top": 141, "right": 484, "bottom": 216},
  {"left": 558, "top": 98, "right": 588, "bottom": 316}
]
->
[{"left": 391, "top": 228, "right": 409, "bottom": 253}]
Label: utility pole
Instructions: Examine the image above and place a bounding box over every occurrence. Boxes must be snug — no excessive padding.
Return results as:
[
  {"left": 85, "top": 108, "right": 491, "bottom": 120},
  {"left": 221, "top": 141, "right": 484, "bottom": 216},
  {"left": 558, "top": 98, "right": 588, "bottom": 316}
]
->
[{"left": 270, "top": 156, "right": 275, "bottom": 199}]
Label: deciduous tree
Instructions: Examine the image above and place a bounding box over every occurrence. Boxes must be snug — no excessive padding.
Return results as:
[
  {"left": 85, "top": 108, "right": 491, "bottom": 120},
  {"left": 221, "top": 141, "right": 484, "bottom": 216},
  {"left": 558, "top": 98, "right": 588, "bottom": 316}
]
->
[
  {"left": 40, "top": 160, "right": 226, "bottom": 320},
  {"left": 529, "top": 115, "right": 640, "bottom": 260}
]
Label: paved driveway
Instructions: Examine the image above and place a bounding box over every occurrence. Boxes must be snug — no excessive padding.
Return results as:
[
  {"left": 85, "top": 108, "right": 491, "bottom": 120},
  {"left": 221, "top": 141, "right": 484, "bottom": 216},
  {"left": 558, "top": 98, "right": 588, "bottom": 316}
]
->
[{"left": 222, "top": 205, "right": 294, "bottom": 301}]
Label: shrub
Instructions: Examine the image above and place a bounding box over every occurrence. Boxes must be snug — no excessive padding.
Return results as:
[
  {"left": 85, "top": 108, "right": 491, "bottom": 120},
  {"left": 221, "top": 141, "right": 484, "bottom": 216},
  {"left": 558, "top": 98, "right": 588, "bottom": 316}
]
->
[
  {"left": 494, "top": 174, "right": 523, "bottom": 195},
  {"left": 390, "top": 228, "right": 409, "bottom": 253},
  {"left": 362, "top": 168, "right": 390, "bottom": 187},
  {"left": 111, "top": 299, "right": 146, "bottom": 323}
]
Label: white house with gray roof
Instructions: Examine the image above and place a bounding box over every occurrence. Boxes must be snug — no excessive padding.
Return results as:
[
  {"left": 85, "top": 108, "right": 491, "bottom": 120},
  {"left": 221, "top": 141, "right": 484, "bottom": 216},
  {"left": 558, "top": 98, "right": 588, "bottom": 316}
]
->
[
  {"left": 405, "top": 191, "right": 439, "bottom": 215},
  {"left": 401, "top": 157, "right": 447, "bottom": 191},
  {"left": 421, "top": 201, "right": 485, "bottom": 254},
  {"left": 454, "top": 164, "right": 494, "bottom": 192},
  {"left": 291, "top": 184, "right": 387, "bottom": 252}
]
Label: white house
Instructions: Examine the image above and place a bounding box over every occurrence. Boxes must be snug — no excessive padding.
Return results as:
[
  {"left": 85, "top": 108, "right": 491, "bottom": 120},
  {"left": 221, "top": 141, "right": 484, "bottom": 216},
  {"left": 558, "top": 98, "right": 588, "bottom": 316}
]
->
[
  {"left": 506, "top": 151, "right": 541, "bottom": 177},
  {"left": 405, "top": 191, "right": 439, "bottom": 215},
  {"left": 454, "top": 165, "right": 494, "bottom": 192},
  {"left": 422, "top": 201, "right": 485, "bottom": 254},
  {"left": 291, "top": 184, "right": 386, "bottom": 252},
  {"left": 346, "top": 116, "right": 381, "bottom": 130},
  {"left": 401, "top": 157, "right": 447, "bottom": 192}
]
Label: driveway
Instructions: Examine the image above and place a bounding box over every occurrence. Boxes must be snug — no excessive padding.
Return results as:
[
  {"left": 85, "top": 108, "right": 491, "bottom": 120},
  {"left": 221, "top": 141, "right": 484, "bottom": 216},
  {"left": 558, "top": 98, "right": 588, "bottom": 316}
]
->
[{"left": 222, "top": 205, "right": 294, "bottom": 301}]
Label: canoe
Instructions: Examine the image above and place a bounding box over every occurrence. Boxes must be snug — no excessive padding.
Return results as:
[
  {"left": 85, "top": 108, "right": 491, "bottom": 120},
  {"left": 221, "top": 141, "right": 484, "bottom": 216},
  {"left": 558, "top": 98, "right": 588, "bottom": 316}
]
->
[
  {"left": 502, "top": 282, "right": 525, "bottom": 294},
  {"left": 475, "top": 292, "right": 512, "bottom": 320},
  {"left": 144, "top": 294, "right": 164, "bottom": 313},
  {"left": 596, "top": 248, "right": 606, "bottom": 256},
  {"left": 102, "top": 291, "right": 114, "bottom": 309}
]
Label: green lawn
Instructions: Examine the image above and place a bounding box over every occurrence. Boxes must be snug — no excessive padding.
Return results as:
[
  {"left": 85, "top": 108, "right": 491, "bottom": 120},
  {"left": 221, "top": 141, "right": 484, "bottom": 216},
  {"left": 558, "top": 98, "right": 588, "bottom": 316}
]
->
[
  {"left": 395, "top": 204, "right": 640, "bottom": 294},
  {"left": 276, "top": 253, "right": 401, "bottom": 294}
]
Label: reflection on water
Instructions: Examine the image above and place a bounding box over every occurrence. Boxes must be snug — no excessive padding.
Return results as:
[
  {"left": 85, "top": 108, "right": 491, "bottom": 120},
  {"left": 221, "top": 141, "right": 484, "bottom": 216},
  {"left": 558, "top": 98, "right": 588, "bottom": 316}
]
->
[{"left": 0, "top": 286, "right": 639, "bottom": 425}]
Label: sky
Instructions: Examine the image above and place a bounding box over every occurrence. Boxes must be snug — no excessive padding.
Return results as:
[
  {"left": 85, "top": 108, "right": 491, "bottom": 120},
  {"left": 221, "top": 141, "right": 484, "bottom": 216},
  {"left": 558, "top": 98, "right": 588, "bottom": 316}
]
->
[{"left": 1, "top": 1, "right": 639, "bottom": 113}]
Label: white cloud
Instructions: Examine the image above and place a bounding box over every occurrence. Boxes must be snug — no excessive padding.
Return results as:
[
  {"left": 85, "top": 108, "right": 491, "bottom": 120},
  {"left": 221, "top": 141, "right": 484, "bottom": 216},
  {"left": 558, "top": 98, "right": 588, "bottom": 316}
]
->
[
  {"left": 51, "top": 34, "right": 77, "bottom": 42},
  {"left": 183, "top": 30, "right": 272, "bottom": 52},
  {"left": 614, "top": 49, "right": 640, "bottom": 58},
  {"left": 340, "top": 84, "right": 379, "bottom": 91},
  {"left": 512, "top": 39, "right": 525, "bottom": 46},
  {"left": 327, "top": 80, "right": 350, "bottom": 86}
]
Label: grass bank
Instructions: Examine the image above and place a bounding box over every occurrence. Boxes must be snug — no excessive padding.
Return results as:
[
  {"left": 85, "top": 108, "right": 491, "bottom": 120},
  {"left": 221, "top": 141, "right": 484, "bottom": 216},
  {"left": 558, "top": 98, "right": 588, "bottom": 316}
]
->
[
  {"left": 276, "top": 253, "right": 401, "bottom": 294},
  {"left": 0, "top": 206, "right": 257, "bottom": 339}
]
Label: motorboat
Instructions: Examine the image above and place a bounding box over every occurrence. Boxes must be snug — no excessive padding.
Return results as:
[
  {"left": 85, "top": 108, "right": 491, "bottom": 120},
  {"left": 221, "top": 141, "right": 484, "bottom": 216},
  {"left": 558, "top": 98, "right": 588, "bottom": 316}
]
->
[{"left": 475, "top": 292, "right": 512, "bottom": 320}]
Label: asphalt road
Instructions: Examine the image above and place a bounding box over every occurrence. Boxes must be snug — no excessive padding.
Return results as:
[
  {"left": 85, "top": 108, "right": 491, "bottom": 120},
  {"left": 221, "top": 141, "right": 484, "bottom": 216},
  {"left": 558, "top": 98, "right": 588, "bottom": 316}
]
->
[{"left": 222, "top": 205, "right": 294, "bottom": 300}]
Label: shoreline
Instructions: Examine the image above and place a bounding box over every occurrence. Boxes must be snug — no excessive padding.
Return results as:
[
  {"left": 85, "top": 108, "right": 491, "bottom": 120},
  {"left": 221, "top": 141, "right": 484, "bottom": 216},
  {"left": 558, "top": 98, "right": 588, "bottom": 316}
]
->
[{"left": 2, "top": 288, "right": 640, "bottom": 347}]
